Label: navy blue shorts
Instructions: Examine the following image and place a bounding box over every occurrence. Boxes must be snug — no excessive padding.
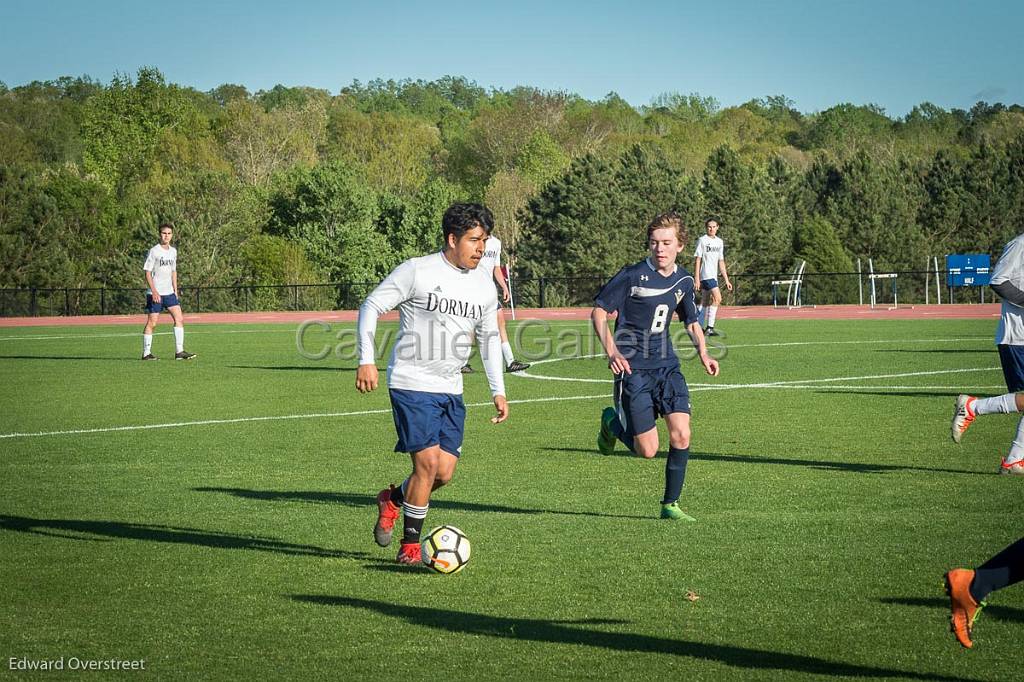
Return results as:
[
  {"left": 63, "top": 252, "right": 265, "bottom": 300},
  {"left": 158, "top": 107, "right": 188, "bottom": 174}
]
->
[
  {"left": 998, "top": 344, "right": 1024, "bottom": 392},
  {"left": 145, "top": 293, "right": 180, "bottom": 313},
  {"left": 389, "top": 389, "right": 466, "bottom": 456},
  {"left": 700, "top": 278, "right": 719, "bottom": 291},
  {"left": 614, "top": 365, "right": 690, "bottom": 436}
]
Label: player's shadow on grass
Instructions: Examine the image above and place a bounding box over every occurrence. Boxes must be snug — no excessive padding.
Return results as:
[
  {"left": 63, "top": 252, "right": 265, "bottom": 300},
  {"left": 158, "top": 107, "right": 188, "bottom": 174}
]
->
[
  {"left": 881, "top": 596, "right": 1024, "bottom": 624},
  {"left": 194, "top": 487, "right": 650, "bottom": 521},
  {"left": 291, "top": 595, "right": 979, "bottom": 682},
  {"left": 541, "top": 448, "right": 984, "bottom": 475},
  {"left": 0, "top": 513, "right": 380, "bottom": 560},
  {"left": 227, "top": 365, "right": 357, "bottom": 372},
  {"left": 693, "top": 452, "right": 987, "bottom": 476}
]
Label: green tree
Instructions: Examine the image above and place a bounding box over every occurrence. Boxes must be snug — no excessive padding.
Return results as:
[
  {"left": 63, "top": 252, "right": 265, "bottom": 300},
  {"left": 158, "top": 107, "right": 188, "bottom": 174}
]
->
[{"left": 793, "top": 215, "right": 857, "bottom": 304}]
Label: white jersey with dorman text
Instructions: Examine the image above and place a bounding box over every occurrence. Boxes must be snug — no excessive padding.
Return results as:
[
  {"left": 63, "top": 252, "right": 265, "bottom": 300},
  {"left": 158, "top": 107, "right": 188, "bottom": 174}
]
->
[
  {"left": 478, "top": 235, "right": 502, "bottom": 281},
  {"left": 357, "top": 252, "right": 506, "bottom": 397},
  {"left": 143, "top": 245, "right": 177, "bottom": 295},
  {"left": 992, "top": 234, "right": 1024, "bottom": 345},
  {"left": 694, "top": 235, "right": 725, "bottom": 282}
]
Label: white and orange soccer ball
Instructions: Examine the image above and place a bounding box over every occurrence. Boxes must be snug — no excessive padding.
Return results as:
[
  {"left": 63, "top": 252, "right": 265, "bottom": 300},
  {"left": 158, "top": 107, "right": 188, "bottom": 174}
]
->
[{"left": 421, "top": 525, "right": 471, "bottom": 574}]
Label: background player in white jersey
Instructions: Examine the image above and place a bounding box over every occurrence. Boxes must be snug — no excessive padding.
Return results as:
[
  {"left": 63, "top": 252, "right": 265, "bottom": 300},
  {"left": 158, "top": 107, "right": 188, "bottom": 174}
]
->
[
  {"left": 357, "top": 203, "right": 510, "bottom": 565},
  {"left": 592, "top": 212, "right": 720, "bottom": 521},
  {"left": 693, "top": 218, "right": 732, "bottom": 336},
  {"left": 141, "top": 223, "right": 195, "bottom": 360},
  {"left": 950, "top": 232, "right": 1024, "bottom": 475},
  {"left": 462, "top": 233, "right": 530, "bottom": 374}
]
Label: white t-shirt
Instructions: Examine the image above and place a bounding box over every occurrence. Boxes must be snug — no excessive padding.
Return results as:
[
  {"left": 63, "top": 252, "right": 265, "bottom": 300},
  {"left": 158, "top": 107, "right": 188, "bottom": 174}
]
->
[
  {"left": 143, "top": 245, "right": 177, "bottom": 295},
  {"left": 357, "top": 252, "right": 506, "bottom": 397},
  {"left": 478, "top": 236, "right": 502, "bottom": 283},
  {"left": 992, "top": 234, "right": 1024, "bottom": 345},
  {"left": 694, "top": 235, "right": 725, "bottom": 282}
]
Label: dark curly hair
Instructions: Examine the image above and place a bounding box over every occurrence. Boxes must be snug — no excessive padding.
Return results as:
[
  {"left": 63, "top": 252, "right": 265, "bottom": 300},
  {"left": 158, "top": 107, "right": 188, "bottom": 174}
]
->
[{"left": 442, "top": 203, "right": 494, "bottom": 244}]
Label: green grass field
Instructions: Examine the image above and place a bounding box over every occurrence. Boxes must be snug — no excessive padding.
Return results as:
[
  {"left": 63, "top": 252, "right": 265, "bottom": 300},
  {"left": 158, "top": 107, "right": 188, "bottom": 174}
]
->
[{"left": 1, "top": 317, "right": 1021, "bottom": 680}]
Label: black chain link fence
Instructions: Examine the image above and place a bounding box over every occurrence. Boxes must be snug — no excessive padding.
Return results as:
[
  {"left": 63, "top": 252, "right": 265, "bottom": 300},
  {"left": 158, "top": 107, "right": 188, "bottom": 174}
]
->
[{"left": 0, "top": 271, "right": 989, "bottom": 317}]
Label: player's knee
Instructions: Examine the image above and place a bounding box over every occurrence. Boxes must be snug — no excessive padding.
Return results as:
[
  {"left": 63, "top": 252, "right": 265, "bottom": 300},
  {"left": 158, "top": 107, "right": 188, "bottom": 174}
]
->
[
  {"left": 669, "top": 426, "right": 690, "bottom": 449},
  {"left": 434, "top": 469, "right": 454, "bottom": 486},
  {"left": 636, "top": 443, "right": 658, "bottom": 459}
]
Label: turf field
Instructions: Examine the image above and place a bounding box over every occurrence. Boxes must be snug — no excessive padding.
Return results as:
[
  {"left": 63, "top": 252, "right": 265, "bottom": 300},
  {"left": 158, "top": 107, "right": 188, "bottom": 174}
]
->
[{"left": 1, "top": 317, "right": 1021, "bottom": 680}]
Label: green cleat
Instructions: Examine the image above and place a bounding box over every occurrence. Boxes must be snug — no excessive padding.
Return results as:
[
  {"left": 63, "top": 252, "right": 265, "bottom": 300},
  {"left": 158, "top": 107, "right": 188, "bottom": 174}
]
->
[
  {"left": 661, "top": 502, "right": 696, "bottom": 521},
  {"left": 597, "top": 407, "right": 618, "bottom": 455}
]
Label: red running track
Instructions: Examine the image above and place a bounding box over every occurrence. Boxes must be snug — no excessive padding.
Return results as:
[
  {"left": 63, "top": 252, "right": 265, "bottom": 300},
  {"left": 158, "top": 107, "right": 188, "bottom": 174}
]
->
[{"left": 0, "top": 304, "right": 999, "bottom": 328}]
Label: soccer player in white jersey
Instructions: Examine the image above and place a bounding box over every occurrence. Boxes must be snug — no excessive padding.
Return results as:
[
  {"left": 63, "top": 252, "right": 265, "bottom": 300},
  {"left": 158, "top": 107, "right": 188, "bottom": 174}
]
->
[
  {"left": 951, "top": 232, "right": 1024, "bottom": 475},
  {"left": 693, "top": 218, "right": 732, "bottom": 336},
  {"left": 358, "top": 203, "right": 510, "bottom": 565},
  {"left": 141, "top": 223, "right": 195, "bottom": 360},
  {"left": 461, "top": 233, "right": 530, "bottom": 374}
]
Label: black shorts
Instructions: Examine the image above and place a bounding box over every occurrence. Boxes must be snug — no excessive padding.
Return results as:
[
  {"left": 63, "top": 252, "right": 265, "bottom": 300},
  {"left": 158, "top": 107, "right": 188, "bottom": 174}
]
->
[{"left": 614, "top": 365, "right": 690, "bottom": 436}]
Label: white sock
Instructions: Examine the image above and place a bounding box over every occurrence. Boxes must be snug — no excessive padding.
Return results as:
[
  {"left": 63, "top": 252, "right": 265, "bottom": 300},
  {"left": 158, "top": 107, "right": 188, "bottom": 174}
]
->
[
  {"left": 173, "top": 326, "right": 184, "bottom": 353},
  {"left": 143, "top": 334, "right": 153, "bottom": 356},
  {"left": 1008, "top": 414, "right": 1024, "bottom": 465},
  {"left": 501, "top": 341, "right": 515, "bottom": 365},
  {"left": 974, "top": 393, "right": 1018, "bottom": 415},
  {"left": 697, "top": 306, "right": 705, "bottom": 326},
  {"left": 707, "top": 306, "right": 718, "bottom": 328}
]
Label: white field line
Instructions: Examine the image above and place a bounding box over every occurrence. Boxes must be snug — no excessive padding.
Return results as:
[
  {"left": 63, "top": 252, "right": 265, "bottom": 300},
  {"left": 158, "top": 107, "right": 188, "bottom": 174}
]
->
[
  {"left": 0, "top": 328, "right": 298, "bottom": 342},
  {"left": 0, "top": 369, "right": 1004, "bottom": 441}
]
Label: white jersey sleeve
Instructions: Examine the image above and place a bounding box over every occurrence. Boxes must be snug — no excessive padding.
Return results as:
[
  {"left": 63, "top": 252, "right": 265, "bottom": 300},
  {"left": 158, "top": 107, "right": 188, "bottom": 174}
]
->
[{"left": 358, "top": 259, "right": 417, "bottom": 365}]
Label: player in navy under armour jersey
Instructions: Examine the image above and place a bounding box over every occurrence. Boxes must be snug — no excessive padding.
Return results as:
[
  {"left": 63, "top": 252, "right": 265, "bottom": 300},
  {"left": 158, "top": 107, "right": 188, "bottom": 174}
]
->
[{"left": 591, "top": 212, "right": 720, "bottom": 521}]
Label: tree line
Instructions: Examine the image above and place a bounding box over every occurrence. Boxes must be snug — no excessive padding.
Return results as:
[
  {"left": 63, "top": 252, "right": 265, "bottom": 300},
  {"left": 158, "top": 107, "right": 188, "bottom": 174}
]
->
[{"left": 2, "top": 67, "right": 1023, "bottom": 306}]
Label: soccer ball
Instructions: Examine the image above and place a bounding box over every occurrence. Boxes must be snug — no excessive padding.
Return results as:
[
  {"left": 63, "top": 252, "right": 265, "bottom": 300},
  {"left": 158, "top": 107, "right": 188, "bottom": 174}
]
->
[{"left": 421, "top": 525, "right": 471, "bottom": 574}]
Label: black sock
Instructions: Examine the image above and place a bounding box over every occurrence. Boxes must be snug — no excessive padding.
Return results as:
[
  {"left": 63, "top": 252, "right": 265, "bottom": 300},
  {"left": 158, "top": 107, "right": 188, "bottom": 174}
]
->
[
  {"left": 389, "top": 483, "right": 405, "bottom": 507},
  {"left": 661, "top": 446, "right": 689, "bottom": 504},
  {"left": 970, "top": 535, "right": 1024, "bottom": 603},
  {"left": 401, "top": 500, "right": 428, "bottom": 545}
]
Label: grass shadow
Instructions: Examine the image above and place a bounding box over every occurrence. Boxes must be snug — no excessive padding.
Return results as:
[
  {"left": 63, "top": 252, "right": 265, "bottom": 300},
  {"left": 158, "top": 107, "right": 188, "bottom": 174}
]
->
[
  {"left": 195, "top": 487, "right": 651, "bottom": 521},
  {"left": 881, "top": 596, "right": 1024, "bottom": 624},
  {"left": 291, "top": 595, "right": 980, "bottom": 682},
  {"left": 542, "top": 448, "right": 987, "bottom": 476},
  {"left": 0, "top": 513, "right": 373, "bottom": 560}
]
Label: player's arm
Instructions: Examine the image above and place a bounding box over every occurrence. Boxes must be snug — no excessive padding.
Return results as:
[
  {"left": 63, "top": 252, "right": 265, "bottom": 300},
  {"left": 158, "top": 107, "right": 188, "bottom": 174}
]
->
[
  {"left": 686, "top": 321, "right": 719, "bottom": 376},
  {"left": 990, "top": 240, "right": 1024, "bottom": 306},
  {"left": 592, "top": 268, "right": 632, "bottom": 374},
  {"left": 356, "top": 261, "right": 415, "bottom": 393},
  {"left": 693, "top": 255, "right": 703, "bottom": 292},
  {"left": 718, "top": 258, "right": 732, "bottom": 292},
  {"left": 145, "top": 269, "right": 160, "bottom": 300},
  {"left": 476, "top": 305, "right": 509, "bottom": 423},
  {"left": 172, "top": 269, "right": 179, "bottom": 298},
  {"left": 493, "top": 265, "right": 510, "bottom": 302},
  {"left": 679, "top": 284, "right": 719, "bottom": 376},
  {"left": 591, "top": 306, "right": 631, "bottom": 375}
]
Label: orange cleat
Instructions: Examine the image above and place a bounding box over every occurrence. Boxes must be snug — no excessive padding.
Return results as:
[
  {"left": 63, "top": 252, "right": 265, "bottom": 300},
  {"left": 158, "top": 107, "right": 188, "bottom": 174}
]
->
[
  {"left": 374, "top": 486, "right": 401, "bottom": 547},
  {"left": 945, "top": 568, "right": 984, "bottom": 648},
  {"left": 396, "top": 541, "right": 422, "bottom": 565}
]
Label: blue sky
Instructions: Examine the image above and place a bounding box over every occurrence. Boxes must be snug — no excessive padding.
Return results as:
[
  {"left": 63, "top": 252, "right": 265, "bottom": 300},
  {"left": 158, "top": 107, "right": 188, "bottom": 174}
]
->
[{"left": 2, "top": 0, "right": 1021, "bottom": 116}]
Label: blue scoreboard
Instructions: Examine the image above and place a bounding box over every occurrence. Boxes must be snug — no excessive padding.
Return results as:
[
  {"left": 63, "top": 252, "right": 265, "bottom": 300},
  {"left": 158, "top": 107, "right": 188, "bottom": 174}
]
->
[{"left": 946, "top": 254, "right": 991, "bottom": 287}]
